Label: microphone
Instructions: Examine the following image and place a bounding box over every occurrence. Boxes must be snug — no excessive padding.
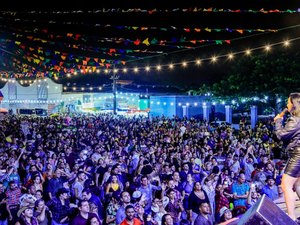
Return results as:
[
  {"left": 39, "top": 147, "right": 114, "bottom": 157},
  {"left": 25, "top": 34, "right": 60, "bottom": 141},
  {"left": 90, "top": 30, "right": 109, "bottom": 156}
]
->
[{"left": 278, "top": 108, "right": 288, "bottom": 117}]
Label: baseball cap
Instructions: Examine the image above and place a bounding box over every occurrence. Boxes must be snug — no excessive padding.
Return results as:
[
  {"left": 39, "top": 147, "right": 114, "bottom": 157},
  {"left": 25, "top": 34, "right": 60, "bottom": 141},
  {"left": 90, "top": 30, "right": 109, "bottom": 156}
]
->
[
  {"left": 132, "top": 190, "right": 142, "bottom": 199},
  {"left": 219, "top": 206, "right": 230, "bottom": 217}
]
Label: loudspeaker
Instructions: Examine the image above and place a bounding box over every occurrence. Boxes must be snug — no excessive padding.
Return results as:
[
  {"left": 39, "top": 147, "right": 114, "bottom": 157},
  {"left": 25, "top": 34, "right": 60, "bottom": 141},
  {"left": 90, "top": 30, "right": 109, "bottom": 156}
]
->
[{"left": 234, "top": 194, "right": 297, "bottom": 225}]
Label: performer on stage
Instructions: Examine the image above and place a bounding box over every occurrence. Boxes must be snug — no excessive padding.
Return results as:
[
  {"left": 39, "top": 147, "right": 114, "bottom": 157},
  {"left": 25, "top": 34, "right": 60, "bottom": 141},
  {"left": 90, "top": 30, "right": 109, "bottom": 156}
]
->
[{"left": 274, "top": 92, "right": 300, "bottom": 223}]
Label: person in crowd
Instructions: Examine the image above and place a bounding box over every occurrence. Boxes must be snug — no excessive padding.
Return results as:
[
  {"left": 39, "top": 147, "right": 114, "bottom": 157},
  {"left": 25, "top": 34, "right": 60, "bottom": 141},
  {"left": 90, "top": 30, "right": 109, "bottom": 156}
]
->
[
  {"left": 261, "top": 176, "right": 279, "bottom": 201},
  {"left": 15, "top": 205, "right": 39, "bottom": 225},
  {"left": 264, "top": 162, "right": 275, "bottom": 178},
  {"left": 111, "top": 164, "right": 128, "bottom": 187},
  {"left": 105, "top": 191, "right": 120, "bottom": 225},
  {"left": 229, "top": 155, "right": 240, "bottom": 177},
  {"left": 246, "top": 183, "right": 260, "bottom": 208},
  {"left": 152, "top": 197, "right": 168, "bottom": 225},
  {"left": 116, "top": 191, "right": 132, "bottom": 224},
  {"left": 34, "top": 190, "right": 44, "bottom": 201},
  {"left": 243, "top": 145, "right": 258, "bottom": 182},
  {"left": 194, "top": 202, "right": 214, "bottom": 225},
  {"left": 120, "top": 204, "right": 142, "bottom": 225},
  {"left": 161, "top": 213, "right": 173, "bottom": 225},
  {"left": 138, "top": 175, "right": 162, "bottom": 213},
  {"left": 42, "top": 163, "right": 54, "bottom": 182},
  {"left": 19, "top": 185, "right": 37, "bottom": 209},
  {"left": 47, "top": 188, "right": 72, "bottom": 225},
  {"left": 32, "top": 174, "right": 44, "bottom": 192},
  {"left": 252, "top": 163, "right": 267, "bottom": 190},
  {"left": 82, "top": 188, "right": 104, "bottom": 221},
  {"left": 179, "top": 163, "right": 192, "bottom": 183},
  {"left": 69, "top": 199, "right": 98, "bottom": 225},
  {"left": 231, "top": 173, "right": 249, "bottom": 213},
  {"left": 72, "top": 171, "right": 87, "bottom": 203},
  {"left": 160, "top": 164, "right": 173, "bottom": 182},
  {"left": 202, "top": 177, "right": 216, "bottom": 220},
  {"left": 218, "top": 206, "right": 239, "bottom": 225},
  {"left": 34, "top": 199, "right": 52, "bottom": 225},
  {"left": 0, "top": 182, "right": 8, "bottom": 225},
  {"left": 215, "top": 183, "right": 230, "bottom": 223},
  {"left": 144, "top": 213, "right": 157, "bottom": 225},
  {"left": 6, "top": 180, "right": 22, "bottom": 225},
  {"left": 5, "top": 166, "right": 21, "bottom": 188},
  {"left": 95, "top": 158, "right": 108, "bottom": 187},
  {"left": 87, "top": 215, "right": 101, "bottom": 225},
  {"left": 182, "top": 173, "right": 194, "bottom": 214},
  {"left": 165, "top": 179, "right": 182, "bottom": 203},
  {"left": 171, "top": 171, "right": 184, "bottom": 193},
  {"left": 128, "top": 150, "right": 140, "bottom": 175},
  {"left": 165, "top": 188, "right": 184, "bottom": 225},
  {"left": 105, "top": 174, "right": 124, "bottom": 200},
  {"left": 136, "top": 204, "right": 146, "bottom": 224},
  {"left": 187, "top": 182, "right": 209, "bottom": 223},
  {"left": 274, "top": 92, "right": 300, "bottom": 222},
  {"left": 46, "top": 169, "right": 64, "bottom": 200}
]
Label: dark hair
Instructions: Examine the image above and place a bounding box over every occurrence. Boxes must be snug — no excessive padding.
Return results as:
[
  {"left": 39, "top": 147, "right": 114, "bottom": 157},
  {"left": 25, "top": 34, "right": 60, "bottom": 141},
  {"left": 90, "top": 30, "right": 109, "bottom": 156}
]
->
[
  {"left": 82, "top": 188, "right": 91, "bottom": 195},
  {"left": 193, "top": 181, "right": 201, "bottom": 190},
  {"left": 78, "top": 199, "right": 89, "bottom": 208},
  {"left": 56, "top": 188, "right": 69, "bottom": 197},
  {"left": 180, "top": 219, "right": 191, "bottom": 225},
  {"left": 161, "top": 213, "right": 172, "bottom": 225},
  {"left": 141, "top": 175, "right": 148, "bottom": 180},
  {"left": 77, "top": 171, "right": 85, "bottom": 177},
  {"left": 200, "top": 201, "right": 209, "bottom": 207},
  {"left": 212, "top": 165, "right": 220, "bottom": 174},
  {"left": 266, "top": 175, "right": 275, "bottom": 181},
  {"left": 35, "top": 189, "right": 43, "bottom": 197},
  {"left": 87, "top": 215, "right": 101, "bottom": 225},
  {"left": 111, "top": 164, "right": 120, "bottom": 172},
  {"left": 120, "top": 191, "right": 129, "bottom": 199},
  {"left": 166, "top": 188, "right": 176, "bottom": 195},
  {"left": 125, "top": 204, "right": 134, "bottom": 212}
]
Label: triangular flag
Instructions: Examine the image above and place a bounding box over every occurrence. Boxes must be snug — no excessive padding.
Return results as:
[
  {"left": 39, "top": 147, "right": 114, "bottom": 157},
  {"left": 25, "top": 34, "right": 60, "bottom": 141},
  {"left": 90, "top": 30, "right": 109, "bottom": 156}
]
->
[
  {"left": 142, "top": 38, "right": 150, "bottom": 46},
  {"left": 134, "top": 39, "right": 141, "bottom": 45}
]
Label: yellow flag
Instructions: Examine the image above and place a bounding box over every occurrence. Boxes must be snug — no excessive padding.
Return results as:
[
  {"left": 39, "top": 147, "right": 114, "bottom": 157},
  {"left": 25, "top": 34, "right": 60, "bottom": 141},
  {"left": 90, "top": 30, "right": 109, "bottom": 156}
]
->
[{"left": 142, "top": 38, "right": 150, "bottom": 46}]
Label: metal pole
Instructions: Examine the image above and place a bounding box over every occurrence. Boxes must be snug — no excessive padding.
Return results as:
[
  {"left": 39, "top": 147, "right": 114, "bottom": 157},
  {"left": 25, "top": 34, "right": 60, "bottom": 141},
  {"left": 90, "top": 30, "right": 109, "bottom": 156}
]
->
[{"left": 111, "top": 68, "right": 119, "bottom": 115}]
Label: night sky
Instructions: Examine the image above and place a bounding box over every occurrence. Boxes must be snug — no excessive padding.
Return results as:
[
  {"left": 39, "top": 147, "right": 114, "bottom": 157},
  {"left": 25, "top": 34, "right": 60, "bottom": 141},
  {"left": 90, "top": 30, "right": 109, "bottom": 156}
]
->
[{"left": 0, "top": 0, "right": 300, "bottom": 90}]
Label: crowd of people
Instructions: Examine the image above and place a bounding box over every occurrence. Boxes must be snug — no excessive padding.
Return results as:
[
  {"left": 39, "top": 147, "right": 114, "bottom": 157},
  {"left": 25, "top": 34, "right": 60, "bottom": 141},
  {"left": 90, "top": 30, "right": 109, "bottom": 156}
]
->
[{"left": 0, "top": 112, "right": 290, "bottom": 225}]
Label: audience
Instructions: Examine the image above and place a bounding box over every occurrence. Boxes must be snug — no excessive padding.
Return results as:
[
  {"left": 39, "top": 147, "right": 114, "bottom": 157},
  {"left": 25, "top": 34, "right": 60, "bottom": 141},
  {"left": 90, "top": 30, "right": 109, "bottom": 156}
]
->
[{"left": 0, "top": 113, "right": 286, "bottom": 224}]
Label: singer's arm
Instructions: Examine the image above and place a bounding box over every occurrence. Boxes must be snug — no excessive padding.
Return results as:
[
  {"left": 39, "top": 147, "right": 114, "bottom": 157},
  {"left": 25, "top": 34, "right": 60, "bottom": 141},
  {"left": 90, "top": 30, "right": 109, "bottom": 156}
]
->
[
  {"left": 274, "top": 108, "right": 288, "bottom": 121},
  {"left": 274, "top": 116, "right": 298, "bottom": 141},
  {"left": 274, "top": 114, "right": 284, "bottom": 121}
]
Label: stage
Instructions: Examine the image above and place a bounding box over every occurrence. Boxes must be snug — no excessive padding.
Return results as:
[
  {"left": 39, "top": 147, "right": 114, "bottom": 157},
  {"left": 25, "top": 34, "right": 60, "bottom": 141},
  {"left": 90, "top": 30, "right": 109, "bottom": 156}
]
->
[{"left": 275, "top": 193, "right": 300, "bottom": 218}]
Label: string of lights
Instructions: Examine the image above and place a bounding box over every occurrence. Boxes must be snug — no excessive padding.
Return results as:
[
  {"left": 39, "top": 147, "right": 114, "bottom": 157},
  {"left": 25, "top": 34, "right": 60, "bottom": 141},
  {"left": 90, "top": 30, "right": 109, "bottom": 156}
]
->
[
  {"left": 1, "top": 7, "right": 299, "bottom": 15},
  {"left": 0, "top": 36, "right": 299, "bottom": 80},
  {"left": 67, "top": 37, "right": 299, "bottom": 76}
]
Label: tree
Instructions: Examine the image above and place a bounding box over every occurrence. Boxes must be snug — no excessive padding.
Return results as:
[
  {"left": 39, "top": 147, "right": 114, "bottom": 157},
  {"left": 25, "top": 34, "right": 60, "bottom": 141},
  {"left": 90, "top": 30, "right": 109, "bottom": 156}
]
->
[{"left": 207, "top": 50, "right": 300, "bottom": 113}]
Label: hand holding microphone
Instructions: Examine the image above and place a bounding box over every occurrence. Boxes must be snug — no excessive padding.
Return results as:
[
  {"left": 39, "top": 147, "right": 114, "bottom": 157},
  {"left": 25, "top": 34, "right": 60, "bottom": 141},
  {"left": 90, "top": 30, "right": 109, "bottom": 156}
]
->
[
  {"left": 274, "top": 108, "right": 288, "bottom": 121},
  {"left": 279, "top": 108, "right": 288, "bottom": 117}
]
